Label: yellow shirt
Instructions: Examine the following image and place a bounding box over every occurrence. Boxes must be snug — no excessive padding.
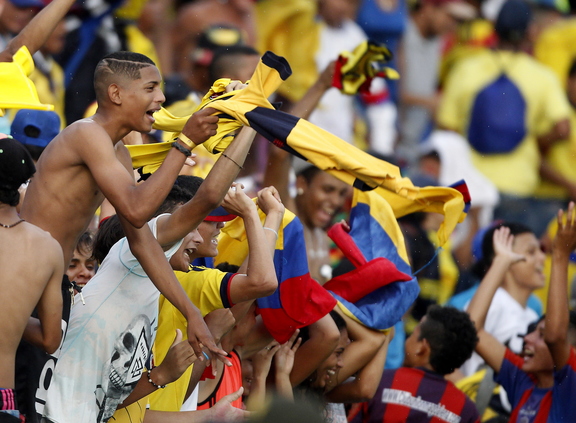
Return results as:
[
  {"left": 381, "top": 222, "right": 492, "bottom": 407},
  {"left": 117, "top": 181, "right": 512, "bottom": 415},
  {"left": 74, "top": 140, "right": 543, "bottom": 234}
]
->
[
  {"left": 534, "top": 111, "right": 576, "bottom": 199},
  {"left": 534, "top": 18, "right": 576, "bottom": 89},
  {"left": 438, "top": 49, "right": 570, "bottom": 196},
  {"left": 111, "top": 267, "right": 235, "bottom": 422}
]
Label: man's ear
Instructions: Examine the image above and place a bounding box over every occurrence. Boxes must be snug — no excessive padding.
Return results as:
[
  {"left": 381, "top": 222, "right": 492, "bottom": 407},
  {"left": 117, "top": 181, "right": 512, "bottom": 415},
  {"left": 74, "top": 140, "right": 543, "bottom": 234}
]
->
[
  {"left": 295, "top": 174, "right": 307, "bottom": 195},
  {"left": 108, "top": 83, "right": 122, "bottom": 105}
]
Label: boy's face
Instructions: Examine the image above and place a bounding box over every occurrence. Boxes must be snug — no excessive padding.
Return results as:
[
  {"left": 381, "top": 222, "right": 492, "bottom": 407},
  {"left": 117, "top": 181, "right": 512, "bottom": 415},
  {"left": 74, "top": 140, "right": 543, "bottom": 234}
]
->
[
  {"left": 311, "top": 327, "right": 350, "bottom": 390},
  {"left": 509, "top": 232, "right": 546, "bottom": 290},
  {"left": 522, "top": 320, "right": 554, "bottom": 373},
  {"left": 403, "top": 320, "right": 424, "bottom": 368},
  {"left": 66, "top": 247, "right": 97, "bottom": 289},
  {"left": 195, "top": 221, "right": 225, "bottom": 258},
  {"left": 121, "top": 65, "right": 165, "bottom": 133},
  {"left": 169, "top": 229, "right": 203, "bottom": 272},
  {"left": 296, "top": 172, "right": 350, "bottom": 229}
]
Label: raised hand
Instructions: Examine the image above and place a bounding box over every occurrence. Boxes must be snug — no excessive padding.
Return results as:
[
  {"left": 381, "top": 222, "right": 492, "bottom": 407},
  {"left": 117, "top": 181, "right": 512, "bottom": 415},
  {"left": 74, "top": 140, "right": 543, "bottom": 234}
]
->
[
  {"left": 493, "top": 226, "right": 525, "bottom": 264},
  {"left": 181, "top": 107, "right": 219, "bottom": 145},
  {"left": 257, "top": 186, "right": 285, "bottom": 217},
  {"left": 274, "top": 329, "right": 302, "bottom": 377},
  {"left": 186, "top": 312, "right": 231, "bottom": 370},
  {"left": 252, "top": 341, "right": 281, "bottom": 381},
  {"left": 225, "top": 81, "right": 249, "bottom": 92},
  {"left": 221, "top": 183, "right": 255, "bottom": 218},
  {"left": 553, "top": 202, "right": 576, "bottom": 257}
]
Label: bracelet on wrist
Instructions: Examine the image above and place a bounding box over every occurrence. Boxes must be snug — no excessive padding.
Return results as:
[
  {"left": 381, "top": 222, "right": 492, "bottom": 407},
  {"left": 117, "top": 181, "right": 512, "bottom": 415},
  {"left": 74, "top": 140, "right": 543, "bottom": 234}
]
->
[
  {"left": 147, "top": 367, "right": 167, "bottom": 389},
  {"left": 172, "top": 141, "right": 192, "bottom": 157},
  {"left": 263, "top": 227, "right": 279, "bottom": 239},
  {"left": 177, "top": 132, "right": 195, "bottom": 148}
]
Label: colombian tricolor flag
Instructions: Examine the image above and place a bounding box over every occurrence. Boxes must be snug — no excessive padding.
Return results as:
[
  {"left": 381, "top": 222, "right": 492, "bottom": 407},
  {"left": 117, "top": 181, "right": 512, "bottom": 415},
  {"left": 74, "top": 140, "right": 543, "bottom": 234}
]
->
[
  {"left": 216, "top": 208, "right": 337, "bottom": 343},
  {"left": 324, "top": 190, "right": 419, "bottom": 330}
]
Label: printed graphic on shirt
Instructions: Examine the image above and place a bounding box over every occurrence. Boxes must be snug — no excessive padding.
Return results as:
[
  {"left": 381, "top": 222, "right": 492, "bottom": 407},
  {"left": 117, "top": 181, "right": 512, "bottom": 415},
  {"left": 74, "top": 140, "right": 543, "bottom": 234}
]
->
[
  {"left": 96, "top": 315, "right": 151, "bottom": 423},
  {"left": 382, "top": 388, "right": 461, "bottom": 423}
]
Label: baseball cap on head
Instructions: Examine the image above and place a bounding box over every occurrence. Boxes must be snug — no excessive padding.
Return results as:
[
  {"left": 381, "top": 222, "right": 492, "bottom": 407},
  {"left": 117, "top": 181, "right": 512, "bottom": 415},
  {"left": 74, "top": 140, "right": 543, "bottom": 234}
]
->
[
  {"left": 11, "top": 109, "right": 60, "bottom": 148},
  {"left": 205, "top": 205, "right": 236, "bottom": 222},
  {"left": 191, "top": 25, "right": 245, "bottom": 66},
  {"left": 8, "top": 0, "right": 45, "bottom": 8},
  {"left": 495, "top": 0, "right": 532, "bottom": 41},
  {"left": 0, "top": 134, "right": 36, "bottom": 190}
]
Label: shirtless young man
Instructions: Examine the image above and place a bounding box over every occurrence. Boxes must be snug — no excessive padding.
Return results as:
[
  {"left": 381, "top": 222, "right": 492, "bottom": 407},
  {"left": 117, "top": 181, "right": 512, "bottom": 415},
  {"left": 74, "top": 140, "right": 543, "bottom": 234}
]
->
[
  {"left": 0, "top": 137, "right": 63, "bottom": 421},
  {"left": 16, "top": 51, "right": 230, "bottom": 420}
]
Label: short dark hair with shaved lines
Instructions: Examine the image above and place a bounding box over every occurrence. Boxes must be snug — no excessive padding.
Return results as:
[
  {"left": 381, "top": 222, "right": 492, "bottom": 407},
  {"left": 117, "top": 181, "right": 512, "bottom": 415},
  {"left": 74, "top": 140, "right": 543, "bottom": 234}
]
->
[{"left": 94, "top": 51, "right": 157, "bottom": 101}]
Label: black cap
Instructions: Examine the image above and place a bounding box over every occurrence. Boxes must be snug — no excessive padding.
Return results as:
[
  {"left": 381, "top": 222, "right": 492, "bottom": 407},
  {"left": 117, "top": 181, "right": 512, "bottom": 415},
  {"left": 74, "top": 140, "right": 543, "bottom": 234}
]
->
[
  {"left": 0, "top": 135, "right": 36, "bottom": 190},
  {"left": 495, "top": 0, "right": 532, "bottom": 42}
]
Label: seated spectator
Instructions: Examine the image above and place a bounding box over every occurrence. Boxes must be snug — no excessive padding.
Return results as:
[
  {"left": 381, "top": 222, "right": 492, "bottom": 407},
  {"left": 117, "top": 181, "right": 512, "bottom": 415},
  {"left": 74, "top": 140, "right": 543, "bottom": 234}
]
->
[{"left": 349, "top": 305, "right": 480, "bottom": 423}]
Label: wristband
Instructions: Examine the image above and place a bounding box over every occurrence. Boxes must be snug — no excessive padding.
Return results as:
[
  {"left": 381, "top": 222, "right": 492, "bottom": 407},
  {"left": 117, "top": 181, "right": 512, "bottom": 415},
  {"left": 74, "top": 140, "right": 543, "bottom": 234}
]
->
[
  {"left": 147, "top": 367, "right": 167, "bottom": 389},
  {"left": 172, "top": 141, "right": 192, "bottom": 157},
  {"left": 177, "top": 132, "right": 195, "bottom": 148},
  {"left": 263, "top": 227, "right": 279, "bottom": 239}
]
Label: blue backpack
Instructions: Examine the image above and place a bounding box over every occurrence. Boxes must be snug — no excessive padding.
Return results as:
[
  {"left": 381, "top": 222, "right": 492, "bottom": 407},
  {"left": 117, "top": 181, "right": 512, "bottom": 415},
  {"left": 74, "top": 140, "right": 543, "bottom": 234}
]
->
[{"left": 467, "top": 73, "right": 527, "bottom": 154}]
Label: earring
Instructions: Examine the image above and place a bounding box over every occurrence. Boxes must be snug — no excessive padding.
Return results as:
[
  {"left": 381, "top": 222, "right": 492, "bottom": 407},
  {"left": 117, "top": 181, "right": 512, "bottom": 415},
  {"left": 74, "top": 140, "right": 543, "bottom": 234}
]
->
[{"left": 297, "top": 187, "right": 304, "bottom": 196}]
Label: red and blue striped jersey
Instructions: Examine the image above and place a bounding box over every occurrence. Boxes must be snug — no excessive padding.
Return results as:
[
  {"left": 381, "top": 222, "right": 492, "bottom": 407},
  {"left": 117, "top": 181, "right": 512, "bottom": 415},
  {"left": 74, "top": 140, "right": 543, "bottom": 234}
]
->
[{"left": 350, "top": 367, "right": 480, "bottom": 423}]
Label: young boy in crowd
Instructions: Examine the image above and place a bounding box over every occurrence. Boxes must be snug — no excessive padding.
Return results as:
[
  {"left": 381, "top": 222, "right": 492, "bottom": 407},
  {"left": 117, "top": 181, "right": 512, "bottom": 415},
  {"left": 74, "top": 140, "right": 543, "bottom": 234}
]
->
[
  {"left": 0, "top": 136, "right": 63, "bottom": 422},
  {"left": 350, "top": 306, "right": 480, "bottom": 423}
]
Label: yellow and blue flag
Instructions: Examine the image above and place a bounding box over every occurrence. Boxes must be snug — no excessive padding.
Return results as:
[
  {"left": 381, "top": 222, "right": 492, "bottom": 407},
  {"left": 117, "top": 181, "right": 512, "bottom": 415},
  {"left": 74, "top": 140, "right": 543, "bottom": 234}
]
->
[{"left": 324, "top": 190, "right": 419, "bottom": 330}]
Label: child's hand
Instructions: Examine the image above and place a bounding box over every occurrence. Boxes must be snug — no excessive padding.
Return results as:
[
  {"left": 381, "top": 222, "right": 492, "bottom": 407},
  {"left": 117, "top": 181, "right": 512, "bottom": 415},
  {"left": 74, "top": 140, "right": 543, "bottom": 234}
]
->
[
  {"left": 493, "top": 226, "right": 525, "bottom": 264},
  {"left": 221, "top": 183, "right": 255, "bottom": 217},
  {"left": 274, "top": 329, "right": 301, "bottom": 377},
  {"left": 252, "top": 341, "right": 280, "bottom": 380},
  {"left": 257, "top": 186, "right": 285, "bottom": 217},
  {"left": 553, "top": 202, "right": 576, "bottom": 256},
  {"left": 155, "top": 329, "right": 197, "bottom": 385}
]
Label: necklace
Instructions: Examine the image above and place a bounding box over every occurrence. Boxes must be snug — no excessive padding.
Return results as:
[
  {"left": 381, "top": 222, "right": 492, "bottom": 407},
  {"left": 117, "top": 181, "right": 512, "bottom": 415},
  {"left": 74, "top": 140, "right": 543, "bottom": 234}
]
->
[{"left": 0, "top": 218, "right": 25, "bottom": 228}]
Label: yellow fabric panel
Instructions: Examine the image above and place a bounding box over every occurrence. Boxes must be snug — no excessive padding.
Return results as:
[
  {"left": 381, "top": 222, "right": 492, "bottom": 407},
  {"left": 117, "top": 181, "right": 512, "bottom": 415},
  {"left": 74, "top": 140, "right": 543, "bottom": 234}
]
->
[
  {"left": 438, "top": 50, "right": 571, "bottom": 196},
  {"left": 29, "top": 59, "right": 66, "bottom": 127},
  {"left": 148, "top": 267, "right": 228, "bottom": 412},
  {"left": 534, "top": 112, "right": 576, "bottom": 199},
  {"left": 534, "top": 18, "right": 576, "bottom": 89},
  {"left": 0, "top": 46, "right": 54, "bottom": 116},
  {"left": 115, "top": 0, "right": 147, "bottom": 21},
  {"left": 455, "top": 369, "right": 501, "bottom": 422},
  {"left": 109, "top": 398, "right": 147, "bottom": 423},
  {"left": 124, "top": 24, "right": 162, "bottom": 76},
  {"left": 255, "top": 0, "right": 319, "bottom": 101}
]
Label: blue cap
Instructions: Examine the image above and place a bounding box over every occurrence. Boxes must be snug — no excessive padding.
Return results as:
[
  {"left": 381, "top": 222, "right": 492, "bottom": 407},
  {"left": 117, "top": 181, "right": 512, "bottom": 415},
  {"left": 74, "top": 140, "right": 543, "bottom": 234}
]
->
[
  {"left": 8, "top": 0, "right": 45, "bottom": 8},
  {"left": 11, "top": 109, "right": 60, "bottom": 148},
  {"left": 204, "top": 205, "right": 236, "bottom": 222}
]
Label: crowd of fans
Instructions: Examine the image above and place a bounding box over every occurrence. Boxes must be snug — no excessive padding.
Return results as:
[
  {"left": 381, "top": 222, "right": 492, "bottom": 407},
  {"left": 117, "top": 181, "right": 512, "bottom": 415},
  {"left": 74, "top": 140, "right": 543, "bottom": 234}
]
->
[{"left": 1, "top": 0, "right": 576, "bottom": 422}]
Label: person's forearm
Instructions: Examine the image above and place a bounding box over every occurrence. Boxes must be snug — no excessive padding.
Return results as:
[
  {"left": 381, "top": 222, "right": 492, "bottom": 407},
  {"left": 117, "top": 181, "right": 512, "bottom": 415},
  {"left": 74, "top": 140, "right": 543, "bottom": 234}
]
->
[
  {"left": 144, "top": 409, "right": 213, "bottom": 423},
  {"left": 124, "top": 147, "right": 189, "bottom": 227},
  {"left": 467, "top": 255, "right": 511, "bottom": 330},
  {"left": 545, "top": 248, "right": 570, "bottom": 351}
]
